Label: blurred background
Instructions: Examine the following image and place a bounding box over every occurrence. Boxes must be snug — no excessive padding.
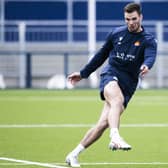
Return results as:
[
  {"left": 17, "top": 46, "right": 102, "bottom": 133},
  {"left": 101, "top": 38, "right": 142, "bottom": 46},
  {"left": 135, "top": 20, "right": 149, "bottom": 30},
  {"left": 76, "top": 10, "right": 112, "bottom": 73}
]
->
[{"left": 0, "top": 0, "right": 168, "bottom": 89}]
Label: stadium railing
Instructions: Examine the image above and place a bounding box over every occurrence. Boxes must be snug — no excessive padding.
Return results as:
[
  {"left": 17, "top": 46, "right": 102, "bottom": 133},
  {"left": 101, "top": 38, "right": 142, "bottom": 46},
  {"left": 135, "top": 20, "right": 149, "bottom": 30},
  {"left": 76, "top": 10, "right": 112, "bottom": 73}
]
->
[
  {"left": 0, "top": 20, "right": 168, "bottom": 89},
  {"left": 1, "top": 20, "right": 168, "bottom": 43},
  {"left": 0, "top": 50, "right": 168, "bottom": 89}
]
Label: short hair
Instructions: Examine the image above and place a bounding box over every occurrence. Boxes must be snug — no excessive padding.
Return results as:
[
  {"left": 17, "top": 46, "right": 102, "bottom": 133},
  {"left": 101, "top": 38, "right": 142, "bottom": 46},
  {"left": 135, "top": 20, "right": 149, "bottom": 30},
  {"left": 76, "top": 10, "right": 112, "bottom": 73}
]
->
[{"left": 124, "top": 3, "right": 142, "bottom": 15}]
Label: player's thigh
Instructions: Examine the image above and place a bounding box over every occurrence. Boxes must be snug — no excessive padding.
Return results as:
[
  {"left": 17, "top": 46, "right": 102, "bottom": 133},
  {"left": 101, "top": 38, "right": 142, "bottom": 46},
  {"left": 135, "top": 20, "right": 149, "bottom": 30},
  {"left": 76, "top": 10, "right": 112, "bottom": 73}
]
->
[{"left": 104, "top": 81, "right": 124, "bottom": 105}]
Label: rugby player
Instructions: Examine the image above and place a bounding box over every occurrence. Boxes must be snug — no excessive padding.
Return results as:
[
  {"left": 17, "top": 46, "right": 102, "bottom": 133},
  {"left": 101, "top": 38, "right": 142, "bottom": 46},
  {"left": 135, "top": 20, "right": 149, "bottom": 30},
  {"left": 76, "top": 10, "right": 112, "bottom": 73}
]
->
[{"left": 66, "top": 2, "right": 157, "bottom": 167}]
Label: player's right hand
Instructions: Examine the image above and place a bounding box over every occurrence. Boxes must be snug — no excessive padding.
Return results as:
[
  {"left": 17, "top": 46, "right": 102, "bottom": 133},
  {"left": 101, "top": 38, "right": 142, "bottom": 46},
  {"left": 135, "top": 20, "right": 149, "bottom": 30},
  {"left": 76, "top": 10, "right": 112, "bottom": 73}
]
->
[
  {"left": 140, "top": 64, "right": 149, "bottom": 78},
  {"left": 67, "top": 72, "right": 82, "bottom": 85}
]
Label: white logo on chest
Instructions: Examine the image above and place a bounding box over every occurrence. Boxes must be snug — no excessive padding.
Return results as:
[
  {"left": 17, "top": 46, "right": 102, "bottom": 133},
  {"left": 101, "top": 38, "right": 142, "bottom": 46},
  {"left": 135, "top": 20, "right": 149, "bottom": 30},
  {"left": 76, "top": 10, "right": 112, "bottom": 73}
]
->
[{"left": 118, "top": 36, "right": 123, "bottom": 45}]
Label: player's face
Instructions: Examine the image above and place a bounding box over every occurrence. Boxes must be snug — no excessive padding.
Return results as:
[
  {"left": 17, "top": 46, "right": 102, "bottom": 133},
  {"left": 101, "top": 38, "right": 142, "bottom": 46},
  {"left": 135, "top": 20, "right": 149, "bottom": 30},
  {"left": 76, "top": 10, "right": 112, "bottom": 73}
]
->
[{"left": 124, "top": 11, "right": 142, "bottom": 33}]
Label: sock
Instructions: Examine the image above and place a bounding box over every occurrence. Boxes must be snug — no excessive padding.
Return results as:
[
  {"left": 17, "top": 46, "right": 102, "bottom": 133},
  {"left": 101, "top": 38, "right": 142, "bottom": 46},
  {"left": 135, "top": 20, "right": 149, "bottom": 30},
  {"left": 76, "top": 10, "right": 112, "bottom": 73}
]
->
[
  {"left": 71, "top": 144, "right": 85, "bottom": 157},
  {"left": 110, "top": 128, "right": 120, "bottom": 139}
]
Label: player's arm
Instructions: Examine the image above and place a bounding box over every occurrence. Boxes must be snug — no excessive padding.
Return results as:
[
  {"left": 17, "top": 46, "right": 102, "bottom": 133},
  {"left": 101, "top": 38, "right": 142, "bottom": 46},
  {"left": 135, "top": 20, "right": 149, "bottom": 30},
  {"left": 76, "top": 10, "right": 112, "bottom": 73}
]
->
[
  {"left": 80, "top": 32, "right": 114, "bottom": 78},
  {"left": 140, "top": 38, "right": 157, "bottom": 77},
  {"left": 68, "top": 32, "right": 114, "bottom": 85}
]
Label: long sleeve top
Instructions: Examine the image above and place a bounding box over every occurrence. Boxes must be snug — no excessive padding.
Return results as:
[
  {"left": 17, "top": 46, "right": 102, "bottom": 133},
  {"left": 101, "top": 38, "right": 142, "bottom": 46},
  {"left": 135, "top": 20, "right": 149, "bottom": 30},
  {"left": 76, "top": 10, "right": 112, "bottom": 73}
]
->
[{"left": 80, "top": 25, "right": 157, "bottom": 81}]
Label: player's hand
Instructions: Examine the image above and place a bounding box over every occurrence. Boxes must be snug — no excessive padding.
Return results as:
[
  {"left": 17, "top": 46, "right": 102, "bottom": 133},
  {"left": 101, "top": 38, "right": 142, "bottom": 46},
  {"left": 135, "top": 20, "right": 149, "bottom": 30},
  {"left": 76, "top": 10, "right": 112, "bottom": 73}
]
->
[
  {"left": 68, "top": 72, "right": 82, "bottom": 85},
  {"left": 140, "top": 64, "right": 149, "bottom": 78}
]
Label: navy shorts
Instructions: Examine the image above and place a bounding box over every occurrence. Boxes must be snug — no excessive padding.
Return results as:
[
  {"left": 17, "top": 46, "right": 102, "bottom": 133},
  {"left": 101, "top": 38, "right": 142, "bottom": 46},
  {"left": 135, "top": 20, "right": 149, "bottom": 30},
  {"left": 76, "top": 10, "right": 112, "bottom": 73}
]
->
[{"left": 99, "top": 71, "right": 137, "bottom": 108}]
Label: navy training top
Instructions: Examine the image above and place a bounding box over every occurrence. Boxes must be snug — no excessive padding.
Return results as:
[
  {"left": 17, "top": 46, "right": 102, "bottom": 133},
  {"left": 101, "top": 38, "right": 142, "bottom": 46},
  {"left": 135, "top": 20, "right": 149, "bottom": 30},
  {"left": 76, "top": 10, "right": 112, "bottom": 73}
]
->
[{"left": 80, "top": 25, "right": 157, "bottom": 81}]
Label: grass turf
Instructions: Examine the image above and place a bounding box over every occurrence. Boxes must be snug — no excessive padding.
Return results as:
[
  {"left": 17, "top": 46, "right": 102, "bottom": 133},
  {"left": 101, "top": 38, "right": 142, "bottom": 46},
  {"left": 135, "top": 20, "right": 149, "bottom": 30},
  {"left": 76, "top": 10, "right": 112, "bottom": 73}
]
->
[{"left": 0, "top": 89, "right": 168, "bottom": 168}]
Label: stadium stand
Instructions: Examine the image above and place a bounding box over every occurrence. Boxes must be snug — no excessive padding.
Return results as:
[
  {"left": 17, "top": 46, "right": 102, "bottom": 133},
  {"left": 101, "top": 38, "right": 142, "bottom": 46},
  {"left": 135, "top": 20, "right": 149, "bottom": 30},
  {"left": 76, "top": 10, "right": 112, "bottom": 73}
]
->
[{"left": 0, "top": 0, "right": 168, "bottom": 88}]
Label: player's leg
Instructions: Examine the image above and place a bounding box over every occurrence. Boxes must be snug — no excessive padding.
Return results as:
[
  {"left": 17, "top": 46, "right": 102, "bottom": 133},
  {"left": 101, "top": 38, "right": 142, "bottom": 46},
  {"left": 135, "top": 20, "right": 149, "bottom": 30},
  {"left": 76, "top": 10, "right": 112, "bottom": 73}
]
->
[
  {"left": 104, "top": 81, "right": 124, "bottom": 129},
  {"left": 66, "top": 101, "right": 110, "bottom": 167},
  {"left": 80, "top": 101, "right": 110, "bottom": 147},
  {"left": 104, "top": 81, "right": 131, "bottom": 150}
]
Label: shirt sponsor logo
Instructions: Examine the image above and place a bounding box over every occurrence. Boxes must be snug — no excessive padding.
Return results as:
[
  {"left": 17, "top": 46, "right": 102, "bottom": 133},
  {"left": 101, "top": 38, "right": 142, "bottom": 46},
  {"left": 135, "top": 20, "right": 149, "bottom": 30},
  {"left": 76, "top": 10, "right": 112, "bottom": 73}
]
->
[{"left": 116, "top": 52, "right": 135, "bottom": 61}]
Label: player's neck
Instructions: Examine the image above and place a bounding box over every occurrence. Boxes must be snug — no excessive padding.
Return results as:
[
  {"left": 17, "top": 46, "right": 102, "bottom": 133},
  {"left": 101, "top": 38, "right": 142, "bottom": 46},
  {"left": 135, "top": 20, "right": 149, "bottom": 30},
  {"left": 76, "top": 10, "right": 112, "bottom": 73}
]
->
[{"left": 137, "top": 26, "right": 143, "bottom": 33}]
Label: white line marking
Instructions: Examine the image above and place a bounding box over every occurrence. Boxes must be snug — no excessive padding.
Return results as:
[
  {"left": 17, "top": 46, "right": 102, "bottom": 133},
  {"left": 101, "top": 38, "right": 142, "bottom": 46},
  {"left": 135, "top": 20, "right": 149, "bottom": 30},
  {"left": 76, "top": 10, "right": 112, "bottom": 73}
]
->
[
  {"left": 82, "top": 162, "right": 168, "bottom": 165},
  {"left": 81, "top": 162, "right": 168, "bottom": 165},
  {"left": 121, "top": 123, "right": 168, "bottom": 127},
  {"left": 0, "top": 157, "right": 69, "bottom": 168},
  {"left": 0, "top": 96, "right": 98, "bottom": 101},
  {"left": 54, "top": 162, "right": 168, "bottom": 165},
  {"left": 1, "top": 161, "right": 168, "bottom": 166},
  {"left": 0, "top": 124, "right": 95, "bottom": 128},
  {"left": 0, "top": 123, "right": 168, "bottom": 128},
  {"left": 0, "top": 163, "right": 27, "bottom": 165}
]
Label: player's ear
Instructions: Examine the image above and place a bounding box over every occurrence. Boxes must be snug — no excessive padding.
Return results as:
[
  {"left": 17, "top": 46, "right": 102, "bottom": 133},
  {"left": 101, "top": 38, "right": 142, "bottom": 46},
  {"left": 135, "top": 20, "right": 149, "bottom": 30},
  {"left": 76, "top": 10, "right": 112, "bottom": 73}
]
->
[{"left": 140, "top": 14, "right": 143, "bottom": 21}]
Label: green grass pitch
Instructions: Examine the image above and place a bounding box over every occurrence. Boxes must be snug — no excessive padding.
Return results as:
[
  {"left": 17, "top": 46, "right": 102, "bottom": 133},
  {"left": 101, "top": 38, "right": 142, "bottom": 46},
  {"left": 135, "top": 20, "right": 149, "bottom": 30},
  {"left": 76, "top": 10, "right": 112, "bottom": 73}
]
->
[{"left": 0, "top": 89, "right": 168, "bottom": 168}]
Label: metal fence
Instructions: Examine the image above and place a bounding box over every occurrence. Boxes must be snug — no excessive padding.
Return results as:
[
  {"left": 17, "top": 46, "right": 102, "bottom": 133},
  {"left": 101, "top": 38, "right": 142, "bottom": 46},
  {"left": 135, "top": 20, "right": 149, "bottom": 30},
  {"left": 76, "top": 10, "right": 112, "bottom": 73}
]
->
[
  {"left": 0, "top": 50, "right": 168, "bottom": 89},
  {"left": 1, "top": 20, "right": 168, "bottom": 43},
  {"left": 0, "top": 20, "right": 168, "bottom": 89}
]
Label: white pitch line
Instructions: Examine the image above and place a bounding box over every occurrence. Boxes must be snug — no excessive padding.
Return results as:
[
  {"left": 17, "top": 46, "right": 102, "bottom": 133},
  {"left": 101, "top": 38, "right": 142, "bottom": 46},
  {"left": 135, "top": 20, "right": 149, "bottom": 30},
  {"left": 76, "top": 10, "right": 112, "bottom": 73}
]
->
[
  {"left": 0, "top": 157, "right": 69, "bottom": 168},
  {"left": 121, "top": 123, "right": 168, "bottom": 127},
  {"left": 53, "top": 162, "right": 168, "bottom": 165},
  {"left": 0, "top": 96, "right": 98, "bottom": 101},
  {"left": 1, "top": 161, "right": 168, "bottom": 166},
  {"left": 0, "top": 124, "right": 94, "bottom": 128},
  {"left": 0, "top": 163, "right": 27, "bottom": 165},
  {"left": 81, "top": 162, "right": 168, "bottom": 165},
  {"left": 0, "top": 123, "right": 168, "bottom": 128}
]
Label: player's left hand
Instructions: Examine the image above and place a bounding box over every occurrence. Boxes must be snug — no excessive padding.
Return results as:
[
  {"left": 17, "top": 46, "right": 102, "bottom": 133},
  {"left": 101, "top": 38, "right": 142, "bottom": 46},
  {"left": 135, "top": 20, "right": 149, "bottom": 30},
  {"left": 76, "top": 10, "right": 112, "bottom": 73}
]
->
[{"left": 140, "top": 64, "right": 149, "bottom": 78}]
